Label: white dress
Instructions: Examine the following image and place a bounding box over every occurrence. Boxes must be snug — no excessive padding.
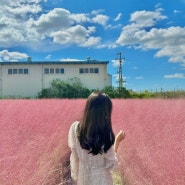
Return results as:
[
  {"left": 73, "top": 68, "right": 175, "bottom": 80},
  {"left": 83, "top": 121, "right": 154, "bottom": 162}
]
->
[{"left": 68, "top": 121, "right": 118, "bottom": 185}]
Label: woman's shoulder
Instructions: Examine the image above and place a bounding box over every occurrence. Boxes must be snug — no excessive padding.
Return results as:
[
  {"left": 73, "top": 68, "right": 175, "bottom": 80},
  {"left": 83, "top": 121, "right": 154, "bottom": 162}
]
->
[
  {"left": 69, "top": 121, "right": 80, "bottom": 134},
  {"left": 68, "top": 121, "right": 80, "bottom": 148},
  {"left": 71, "top": 121, "right": 80, "bottom": 129}
]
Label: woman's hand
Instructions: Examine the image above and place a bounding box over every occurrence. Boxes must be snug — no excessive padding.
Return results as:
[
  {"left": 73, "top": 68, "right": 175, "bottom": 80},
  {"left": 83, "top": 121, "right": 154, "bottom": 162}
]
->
[{"left": 115, "top": 130, "right": 125, "bottom": 143}]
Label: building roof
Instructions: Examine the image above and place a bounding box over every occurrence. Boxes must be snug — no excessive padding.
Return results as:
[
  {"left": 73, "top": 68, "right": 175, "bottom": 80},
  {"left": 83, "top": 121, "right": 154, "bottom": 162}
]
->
[{"left": 0, "top": 60, "right": 109, "bottom": 65}]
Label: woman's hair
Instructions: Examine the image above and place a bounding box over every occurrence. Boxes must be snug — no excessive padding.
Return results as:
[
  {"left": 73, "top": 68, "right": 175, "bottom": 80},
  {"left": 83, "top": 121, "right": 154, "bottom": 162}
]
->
[{"left": 78, "top": 92, "right": 115, "bottom": 155}]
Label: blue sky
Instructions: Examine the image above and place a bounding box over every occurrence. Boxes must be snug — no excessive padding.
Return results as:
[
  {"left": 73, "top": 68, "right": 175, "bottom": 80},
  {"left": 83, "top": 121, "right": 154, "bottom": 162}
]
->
[{"left": 0, "top": 0, "right": 185, "bottom": 91}]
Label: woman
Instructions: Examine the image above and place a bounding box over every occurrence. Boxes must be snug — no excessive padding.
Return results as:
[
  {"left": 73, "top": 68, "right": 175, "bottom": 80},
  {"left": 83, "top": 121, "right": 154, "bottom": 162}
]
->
[{"left": 68, "top": 92, "right": 125, "bottom": 185}]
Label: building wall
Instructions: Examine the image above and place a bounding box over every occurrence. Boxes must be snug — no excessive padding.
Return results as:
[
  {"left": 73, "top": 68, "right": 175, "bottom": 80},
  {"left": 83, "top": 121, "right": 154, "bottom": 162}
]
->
[
  {"left": 0, "top": 61, "right": 111, "bottom": 97},
  {"left": 2, "top": 64, "right": 43, "bottom": 97},
  {"left": 107, "top": 73, "right": 112, "bottom": 87},
  {"left": 41, "top": 63, "right": 108, "bottom": 89}
]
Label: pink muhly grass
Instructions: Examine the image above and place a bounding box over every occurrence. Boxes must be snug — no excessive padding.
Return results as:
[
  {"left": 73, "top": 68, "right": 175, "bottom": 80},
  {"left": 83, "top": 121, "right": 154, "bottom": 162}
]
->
[
  {"left": 0, "top": 99, "right": 85, "bottom": 185},
  {"left": 0, "top": 99, "right": 185, "bottom": 185},
  {"left": 112, "top": 99, "right": 185, "bottom": 185}
]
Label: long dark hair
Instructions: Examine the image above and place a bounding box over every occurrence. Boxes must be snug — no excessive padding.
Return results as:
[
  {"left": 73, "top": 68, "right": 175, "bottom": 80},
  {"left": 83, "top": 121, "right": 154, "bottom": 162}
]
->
[{"left": 78, "top": 92, "right": 115, "bottom": 155}]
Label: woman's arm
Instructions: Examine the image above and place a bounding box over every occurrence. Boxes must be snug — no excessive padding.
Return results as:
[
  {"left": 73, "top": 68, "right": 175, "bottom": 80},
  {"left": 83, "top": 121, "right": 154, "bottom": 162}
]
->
[
  {"left": 68, "top": 122, "right": 79, "bottom": 181},
  {"left": 70, "top": 148, "right": 79, "bottom": 181},
  {"left": 104, "top": 131, "right": 125, "bottom": 170},
  {"left": 114, "top": 130, "right": 125, "bottom": 153}
]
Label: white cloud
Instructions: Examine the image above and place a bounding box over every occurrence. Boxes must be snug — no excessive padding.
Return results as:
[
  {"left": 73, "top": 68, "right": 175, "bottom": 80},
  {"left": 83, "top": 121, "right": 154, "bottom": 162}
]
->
[
  {"left": 0, "top": 0, "right": 44, "bottom": 47},
  {"left": 116, "top": 9, "right": 167, "bottom": 45},
  {"left": 0, "top": 1, "right": 113, "bottom": 49},
  {"left": 81, "top": 37, "right": 101, "bottom": 47},
  {"left": 129, "top": 10, "right": 167, "bottom": 28},
  {"left": 87, "top": 26, "right": 96, "bottom": 33},
  {"left": 116, "top": 9, "right": 185, "bottom": 64},
  {"left": 114, "top": 13, "right": 122, "bottom": 21},
  {"left": 164, "top": 73, "right": 185, "bottom": 79},
  {"left": 33, "top": 8, "right": 73, "bottom": 32},
  {"left": 70, "top": 13, "right": 90, "bottom": 23},
  {"left": 92, "top": 14, "right": 109, "bottom": 26},
  {"left": 135, "top": 76, "right": 144, "bottom": 80},
  {"left": 173, "top": 10, "right": 182, "bottom": 14},
  {"left": 0, "top": 27, "right": 27, "bottom": 47},
  {"left": 112, "top": 74, "right": 127, "bottom": 81},
  {"left": 155, "top": 3, "right": 162, "bottom": 8},
  {"left": 112, "top": 59, "right": 120, "bottom": 67},
  {"left": 0, "top": 50, "right": 28, "bottom": 61},
  {"left": 45, "top": 55, "right": 51, "bottom": 60},
  {"left": 96, "top": 42, "right": 118, "bottom": 49},
  {"left": 4, "top": 3, "right": 42, "bottom": 15},
  {"left": 111, "top": 58, "right": 125, "bottom": 67},
  {"left": 51, "top": 25, "right": 96, "bottom": 46},
  {"left": 0, "top": 0, "right": 132, "bottom": 50},
  {"left": 50, "top": 23, "right": 101, "bottom": 47},
  {"left": 91, "top": 9, "right": 105, "bottom": 15},
  {"left": 0, "top": 0, "right": 44, "bottom": 6},
  {"left": 60, "top": 58, "right": 83, "bottom": 61},
  {"left": 106, "top": 23, "right": 122, "bottom": 30}
]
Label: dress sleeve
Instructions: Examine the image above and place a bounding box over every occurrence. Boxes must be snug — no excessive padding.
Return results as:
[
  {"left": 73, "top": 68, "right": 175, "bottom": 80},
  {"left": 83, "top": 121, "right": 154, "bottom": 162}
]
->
[
  {"left": 70, "top": 148, "right": 79, "bottom": 181},
  {"left": 68, "top": 121, "right": 79, "bottom": 181},
  {"left": 68, "top": 121, "right": 77, "bottom": 148},
  {"left": 104, "top": 146, "right": 118, "bottom": 170}
]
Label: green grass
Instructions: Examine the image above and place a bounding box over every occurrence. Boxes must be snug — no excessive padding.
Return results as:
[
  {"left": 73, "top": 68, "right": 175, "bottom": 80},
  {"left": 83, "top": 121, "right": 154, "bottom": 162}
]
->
[{"left": 113, "top": 170, "right": 124, "bottom": 185}]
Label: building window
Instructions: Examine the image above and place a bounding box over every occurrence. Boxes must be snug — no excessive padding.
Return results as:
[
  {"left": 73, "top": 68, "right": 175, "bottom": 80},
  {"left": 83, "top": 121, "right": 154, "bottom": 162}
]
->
[
  {"left": 44, "top": 68, "right": 49, "bottom": 74},
  {"left": 8, "top": 69, "right": 12, "bottom": 75},
  {"left": 84, "top": 68, "right": 88, "bottom": 73},
  {"left": 55, "top": 68, "right": 60, "bottom": 74},
  {"left": 8, "top": 68, "right": 29, "bottom": 75},
  {"left": 19, "top": 69, "right": 23, "bottom": 74},
  {"left": 50, "top": 68, "right": 54, "bottom": 74},
  {"left": 60, "top": 68, "right": 64, "bottom": 74},
  {"left": 24, "top": 69, "right": 29, "bottom": 74},
  {"left": 90, "top": 68, "right": 94, "bottom": 73},
  {"left": 79, "top": 68, "right": 99, "bottom": 74},
  {"left": 95, "top": 68, "right": 99, "bottom": 73},
  {"left": 13, "top": 69, "right": 17, "bottom": 74},
  {"left": 44, "top": 68, "right": 64, "bottom": 74},
  {"left": 79, "top": 68, "right": 84, "bottom": 74}
]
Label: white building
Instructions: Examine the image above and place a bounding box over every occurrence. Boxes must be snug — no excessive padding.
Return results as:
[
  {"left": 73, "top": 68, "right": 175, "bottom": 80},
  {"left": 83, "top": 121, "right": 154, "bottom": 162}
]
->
[{"left": 0, "top": 60, "right": 112, "bottom": 97}]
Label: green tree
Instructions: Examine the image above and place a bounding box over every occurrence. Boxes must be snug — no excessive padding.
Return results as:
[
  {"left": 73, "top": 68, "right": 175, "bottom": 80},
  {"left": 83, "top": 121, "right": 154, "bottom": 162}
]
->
[
  {"left": 116, "top": 87, "right": 131, "bottom": 98},
  {"left": 102, "top": 86, "right": 131, "bottom": 98},
  {"left": 37, "top": 78, "right": 90, "bottom": 98},
  {"left": 102, "top": 86, "right": 116, "bottom": 98}
]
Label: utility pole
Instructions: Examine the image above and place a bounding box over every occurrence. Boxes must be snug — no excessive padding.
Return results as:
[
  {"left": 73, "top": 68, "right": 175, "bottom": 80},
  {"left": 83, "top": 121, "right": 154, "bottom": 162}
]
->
[{"left": 117, "top": 52, "right": 124, "bottom": 93}]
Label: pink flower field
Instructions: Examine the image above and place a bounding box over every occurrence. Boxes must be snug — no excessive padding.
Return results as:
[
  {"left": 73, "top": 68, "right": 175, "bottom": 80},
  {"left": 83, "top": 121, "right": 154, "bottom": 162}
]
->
[
  {"left": 112, "top": 99, "right": 185, "bottom": 185},
  {"left": 0, "top": 99, "right": 185, "bottom": 185}
]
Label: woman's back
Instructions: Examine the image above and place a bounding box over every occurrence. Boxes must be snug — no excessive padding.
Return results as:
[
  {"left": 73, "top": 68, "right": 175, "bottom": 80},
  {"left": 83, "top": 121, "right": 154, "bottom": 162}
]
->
[
  {"left": 69, "top": 121, "right": 118, "bottom": 185},
  {"left": 68, "top": 92, "right": 125, "bottom": 185}
]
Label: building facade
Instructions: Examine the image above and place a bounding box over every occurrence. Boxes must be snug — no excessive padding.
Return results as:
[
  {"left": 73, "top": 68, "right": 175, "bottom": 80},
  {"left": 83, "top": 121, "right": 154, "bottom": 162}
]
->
[{"left": 0, "top": 60, "right": 112, "bottom": 97}]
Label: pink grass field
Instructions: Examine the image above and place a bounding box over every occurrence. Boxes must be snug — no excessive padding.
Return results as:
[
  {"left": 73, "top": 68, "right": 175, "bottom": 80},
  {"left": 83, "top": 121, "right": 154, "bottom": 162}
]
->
[{"left": 0, "top": 99, "right": 185, "bottom": 185}]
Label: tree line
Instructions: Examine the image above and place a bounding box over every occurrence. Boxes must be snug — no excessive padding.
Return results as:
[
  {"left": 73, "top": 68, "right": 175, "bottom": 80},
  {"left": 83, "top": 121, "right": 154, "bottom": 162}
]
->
[
  {"left": 37, "top": 78, "right": 130, "bottom": 99},
  {"left": 37, "top": 78, "right": 185, "bottom": 99}
]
